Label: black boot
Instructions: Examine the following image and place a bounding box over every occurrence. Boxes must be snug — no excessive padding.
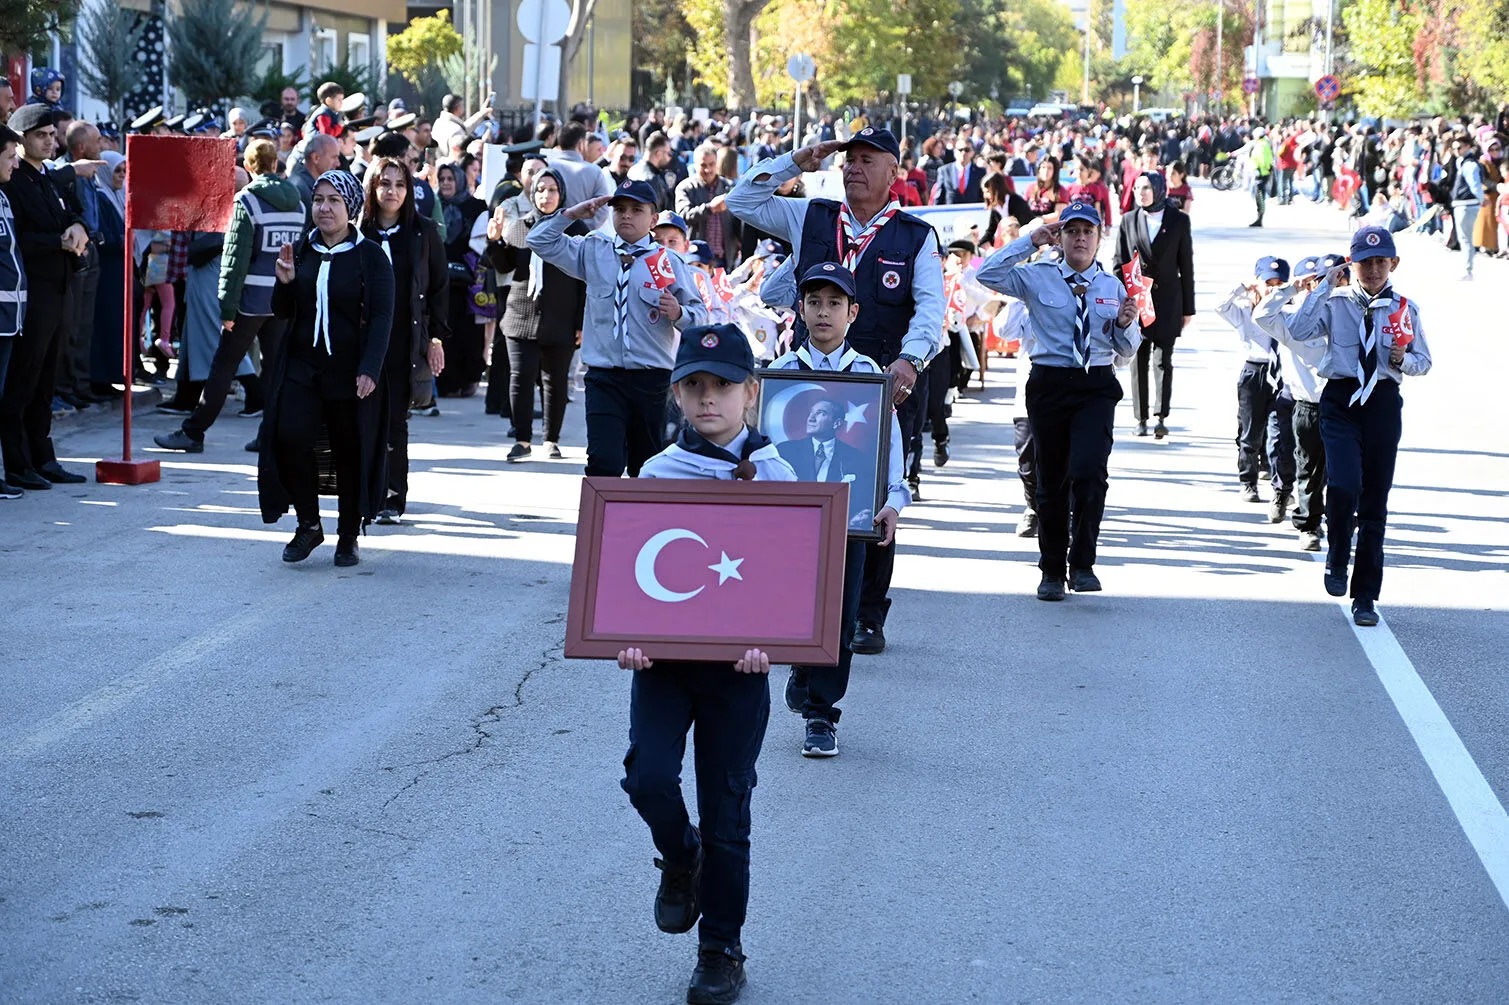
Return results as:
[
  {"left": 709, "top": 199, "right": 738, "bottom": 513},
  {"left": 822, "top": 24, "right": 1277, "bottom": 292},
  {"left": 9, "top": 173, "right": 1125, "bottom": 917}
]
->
[
  {"left": 653, "top": 849, "right": 701, "bottom": 934},
  {"left": 334, "top": 536, "right": 359, "bottom": 567},
  {"left": 687, "top": 945, "right": 747, "bottom": 1005},
  {"left": 282, "top": 523, "right": 324, "bottom": 563}
]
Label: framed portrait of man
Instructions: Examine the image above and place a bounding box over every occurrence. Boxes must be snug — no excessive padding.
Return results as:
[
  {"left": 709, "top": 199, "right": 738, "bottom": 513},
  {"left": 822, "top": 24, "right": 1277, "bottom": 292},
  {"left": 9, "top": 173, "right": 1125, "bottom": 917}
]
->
[{"left": 755, "top": 369, "right": 893, "bottom": 541}]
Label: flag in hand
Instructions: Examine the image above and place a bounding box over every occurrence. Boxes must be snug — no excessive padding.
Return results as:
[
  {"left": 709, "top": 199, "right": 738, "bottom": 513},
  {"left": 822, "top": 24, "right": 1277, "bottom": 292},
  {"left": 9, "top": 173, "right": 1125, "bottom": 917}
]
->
[
  {"left": 1387, "top": 299, "right": 1415, "bottom": 347},
  {"left": 644, "top": 247, "right": 677, "bottom": 290},
  {"left": 1120, "top": 251, "right": 1156, "bottom": 327}
]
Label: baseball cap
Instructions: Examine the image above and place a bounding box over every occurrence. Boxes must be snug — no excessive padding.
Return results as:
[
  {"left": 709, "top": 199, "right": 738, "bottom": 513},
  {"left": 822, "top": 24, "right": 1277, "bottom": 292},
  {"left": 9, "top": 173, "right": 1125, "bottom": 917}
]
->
[
  {"left": 1319, "top": 253, "right": 1348, "bottom": 271},
  {"left": 654, "top": 210, "right": 689, "bottom": 235},
  {"left": 609, "top": 179, "right": 658, "bottom": 207},
  {"left": 798, "top": 262, "right": 858, "bottom": 299},
  {"left": 1059, "top": 201, "right": 1102, "bottom": 227},
  {"left": 686, "top": 240, "right": 715, "bottom": 265},
  {"left": 842, "top": 126, "right": 901, "bottom": 161},
  {"left": 1350, "top": 225, "right": 1397, "bottom": 261},
  {"left": 754, "top": 239, "right": 785, "bottom": 260},
  {"left": 1255, "top": 256, "right": 1291, "bottom": 282},
  {"left": 672, "top": 324, "right": 756, "bottom": 383},
  {"left": 1292, "top": 255, "right": 1322, "bottom": 279}
]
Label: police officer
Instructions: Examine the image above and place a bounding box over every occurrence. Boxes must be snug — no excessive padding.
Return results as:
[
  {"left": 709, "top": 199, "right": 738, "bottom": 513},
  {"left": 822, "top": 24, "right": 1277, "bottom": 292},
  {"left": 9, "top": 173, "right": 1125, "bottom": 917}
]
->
[
  {"left": 727, "top": 126, "right": 944, "bottom": 654},
  {"left": 0, "top": 124, "right": 25, "bottom": 500},
  {"left": 976, "top": 202, "right": 1142, "bottom": 600}
]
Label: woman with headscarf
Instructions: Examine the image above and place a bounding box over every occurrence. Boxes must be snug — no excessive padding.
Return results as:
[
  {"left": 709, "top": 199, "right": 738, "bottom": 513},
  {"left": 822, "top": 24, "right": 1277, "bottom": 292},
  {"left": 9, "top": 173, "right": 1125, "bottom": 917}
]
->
[
  {"left": 259, "top": 169, "right": 394, "bottom": 568},
  {"left": 484, "top": 167, "right": 587, "bottom": 462},
  {"left": 1112, "top": 170, "right": 1195, "bottom": 439},
  {"left": 358, "top": 155, "right": 448, "bottom": 524},
  {"left": 89, "top": 151, "right": 128, "bottom": 397},
  {"left": 435, "top": 161, "right": 490, "bottom": 398}
]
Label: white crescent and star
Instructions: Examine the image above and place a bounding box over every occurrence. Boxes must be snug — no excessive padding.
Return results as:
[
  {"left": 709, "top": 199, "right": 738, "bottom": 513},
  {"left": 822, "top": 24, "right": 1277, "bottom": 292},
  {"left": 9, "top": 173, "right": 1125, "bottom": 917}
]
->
[{"left": 633, "top": 529, "right": 745, "bottom": 604}]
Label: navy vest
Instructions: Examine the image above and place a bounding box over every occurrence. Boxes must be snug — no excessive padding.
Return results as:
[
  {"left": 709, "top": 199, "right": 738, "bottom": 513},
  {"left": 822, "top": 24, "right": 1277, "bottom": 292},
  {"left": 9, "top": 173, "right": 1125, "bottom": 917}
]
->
[
  {"left": 239, "top": 190, "right": 307, "bottom": 317},
  {"left": 795, "top": 200, "right": 933, "bottom": 364},
  {"left": 0, "top": 191, "right": 26, "bottom": 337}
]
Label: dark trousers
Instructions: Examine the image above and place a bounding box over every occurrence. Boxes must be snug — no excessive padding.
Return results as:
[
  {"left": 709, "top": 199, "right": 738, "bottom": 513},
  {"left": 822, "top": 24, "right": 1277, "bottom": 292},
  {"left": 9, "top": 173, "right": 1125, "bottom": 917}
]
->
[
  {"left": 793, "top": 540, "right": 867, "bottom": 723},
  {"left": 1253, "top": 172, "right": 1271, "bottom": 221},
  {"left": 1319, "top": 378, "right": 1402, "bottom": 602},
  {"left": 907, "top": 359, "right": 952, "bottom": 479},
  {"left": 1013, "top": 414, "right": 1037, "bottom": 512},
  {"left": 1291, "top": 398, "right": 1327, "bottom": 534},
  {"left": 274, "top": 365, "right": 362, "bottom": 539},
  {"left": 485, "top": 324, "right": 511, "bottom": 420},
  {"left": 1268, "top": 389, "right": 1297, "bottom": 496},
  {"left": 0, "top": 339, "right": 12, "bottom": 406},
  {"left": 58, "top": 262, "right": 97, "bottom": 396},
  {"left": 1236, "top": 361, "right": 1282, "bottom": 488},
  {"left": 382, "top": 358, "right": 412, "bottom": 513},
  {"left": 507, "top": 338, "right": 573, "bottom": 444},
  {"left": 858, "top": 386, "right": 923, "bottom": 627},
  {"left": 183, "top": 314, "right": 285, "bottom": 441},
  {"left": 1025, "top": 365, "right": 1120, "bottom": 577},
  {"left": 621, "top": 664, "right": 769, "bottom": 951},
  {"left": 1129, "top": 337, "right": 1174, "bottom": 421},
  {"left": 0, "top": 280, "right": 66, "bottom": 476},
  {"left": 584, "top": 367, "right": 670, "bottom": 477}
]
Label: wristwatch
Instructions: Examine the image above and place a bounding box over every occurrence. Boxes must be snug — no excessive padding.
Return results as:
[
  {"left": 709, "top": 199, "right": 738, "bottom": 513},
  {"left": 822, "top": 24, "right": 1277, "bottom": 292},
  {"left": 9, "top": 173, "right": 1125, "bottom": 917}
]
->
[{"left": 897, "top": 353, "right": 925, "bottom": 371}]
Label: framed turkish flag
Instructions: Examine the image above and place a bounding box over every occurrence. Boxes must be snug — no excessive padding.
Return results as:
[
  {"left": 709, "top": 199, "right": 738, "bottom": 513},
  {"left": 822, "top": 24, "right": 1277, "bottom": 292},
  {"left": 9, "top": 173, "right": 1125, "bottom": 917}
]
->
[{"left": 566, "top": 478, "right": 850, "bottom": 664}]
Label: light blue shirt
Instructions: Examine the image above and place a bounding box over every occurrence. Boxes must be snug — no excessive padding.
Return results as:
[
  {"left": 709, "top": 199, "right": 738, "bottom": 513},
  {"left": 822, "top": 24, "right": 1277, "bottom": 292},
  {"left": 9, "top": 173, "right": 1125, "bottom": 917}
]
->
[
  {"left": 1215, "top": 283, "right": 1279, "bottom": 363},
  {"left": 975, "top": 235, "right": 1142, "bottom": 367},
  {"left": 1253, "top": 279, "right": 1432, "bottom": 383},
  {"left": 768, "top": 343, "right": 910, "bottom": 515}
]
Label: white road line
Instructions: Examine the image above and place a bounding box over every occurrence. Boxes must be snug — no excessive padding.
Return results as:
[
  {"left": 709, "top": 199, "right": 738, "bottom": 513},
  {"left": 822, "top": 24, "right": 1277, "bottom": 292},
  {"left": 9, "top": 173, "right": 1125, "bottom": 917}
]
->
[{"left": 1316, "top": 557, "right": 1509, "bottom": 911}]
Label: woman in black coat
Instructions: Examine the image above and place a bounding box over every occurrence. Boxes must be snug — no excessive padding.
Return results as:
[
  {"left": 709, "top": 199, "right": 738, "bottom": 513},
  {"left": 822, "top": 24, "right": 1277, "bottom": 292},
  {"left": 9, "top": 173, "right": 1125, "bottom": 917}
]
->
[
  {"left": 435, "top": 161, "right": 489, "bottom": 398},
  {"left": 484, "top": 167, "right": 587, "bottom": 461},
  {"left": 358, "top": 156, "right": 449, "bottom": 524},
  {"left": 1112, "top": 171, "right": 1195, "bottom": 439},
  {"left": 258, "top": 169, "right": 394, "bottom": 567}
]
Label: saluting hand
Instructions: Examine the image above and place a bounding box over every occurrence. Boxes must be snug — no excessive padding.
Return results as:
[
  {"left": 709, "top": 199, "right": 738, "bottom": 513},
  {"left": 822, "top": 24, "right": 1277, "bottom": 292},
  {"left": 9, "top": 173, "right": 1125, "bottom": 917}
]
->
[
  {"left": 274, "top": 243, "right": 296, "bottom": 284},
  {"left": 564, "top": 195, "right": 612, "bottom": 221},
  {"left": 792, "top": 140, "right": 846, "bottom": 172},
  {"left": 1030, "top": 222, "right": 1062, "bottom": 248}
]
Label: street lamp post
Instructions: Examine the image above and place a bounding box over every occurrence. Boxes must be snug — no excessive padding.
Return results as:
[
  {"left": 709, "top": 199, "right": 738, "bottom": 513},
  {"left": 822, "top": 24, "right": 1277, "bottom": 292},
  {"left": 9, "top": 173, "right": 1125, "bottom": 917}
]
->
[
  {"left": 1132, "top": 75, "right": 1143, "bottom": 113},
  {"left": 1082, "top": 25, "right": 1092, "bottom": 105},
  {"left": 1214, "top": 0, "right": 1224, "bottom": 116}
]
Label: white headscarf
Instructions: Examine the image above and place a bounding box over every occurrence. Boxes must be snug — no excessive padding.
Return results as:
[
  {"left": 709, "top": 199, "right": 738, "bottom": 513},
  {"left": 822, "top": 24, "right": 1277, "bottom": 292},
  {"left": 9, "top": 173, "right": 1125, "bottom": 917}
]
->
[{"left": 95, "top": 150, "right": 126, "bottom": 222}]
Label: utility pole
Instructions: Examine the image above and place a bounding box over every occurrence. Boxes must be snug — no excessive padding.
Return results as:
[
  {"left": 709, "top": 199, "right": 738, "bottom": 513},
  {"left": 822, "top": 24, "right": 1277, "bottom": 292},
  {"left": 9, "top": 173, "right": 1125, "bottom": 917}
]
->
[
  {"left": 1082, "top": 25, "right": 1091, "bottom": 105},
  {"left": 1214, "top": 0, "right": 1224, "bottom": 116}
]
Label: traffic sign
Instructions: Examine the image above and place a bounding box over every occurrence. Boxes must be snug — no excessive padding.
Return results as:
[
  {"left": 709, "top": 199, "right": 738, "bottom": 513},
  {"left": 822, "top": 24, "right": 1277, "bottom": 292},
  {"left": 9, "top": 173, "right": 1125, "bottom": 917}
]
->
[
  {"left": 897, "top": 73, "right": 912, "bottom": 95},
  {"left": 1242, "top": 76, "right": 1260, "bottom": 95},
  {"left": 787, "top": 53, "right": 815, "bottom": 82},
  {"left": 1314, "top": 74, "right": 1341, "bottom": 102},
  {"left": 948, "top": 81, "right": 964, "bottom": 98},
  {"left": 516, "top": 0, "right": 571, "bottom": 45}
]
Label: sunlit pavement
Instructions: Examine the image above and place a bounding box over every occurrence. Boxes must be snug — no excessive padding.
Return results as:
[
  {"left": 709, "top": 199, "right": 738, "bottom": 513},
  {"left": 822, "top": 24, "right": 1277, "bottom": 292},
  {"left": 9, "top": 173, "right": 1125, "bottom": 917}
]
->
[{"left": 3, "top": 181, "right": 1507, "bottom": 1002}]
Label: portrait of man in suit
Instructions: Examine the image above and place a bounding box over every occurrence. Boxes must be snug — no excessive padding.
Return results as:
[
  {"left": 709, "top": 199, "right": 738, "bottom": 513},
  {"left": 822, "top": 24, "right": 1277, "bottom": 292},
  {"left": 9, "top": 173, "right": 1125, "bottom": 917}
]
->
[{"left": 775, "top": 398, "right": 876, "bottom": 528}]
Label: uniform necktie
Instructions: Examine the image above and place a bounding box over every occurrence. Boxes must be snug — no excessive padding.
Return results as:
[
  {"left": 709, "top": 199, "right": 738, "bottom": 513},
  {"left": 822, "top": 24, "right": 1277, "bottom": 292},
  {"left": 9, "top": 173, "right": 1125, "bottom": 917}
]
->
[
  {"left": 1266, "top": 337, "right": 1283, "bottom": 392},
  {"left": 1065, "top": 272, "right": 1091, "bottom": 369},
  {"left": 613, "top": 238, "right": 651, "bottom": 340},
  {"left": 1351, "top": 286, "right": 1391, "bottom": 405},
  {"left": 377, "top": 225, "right": 400, "bottom": 263},
  {"left": 814, "top": 440, "right": 828, "bottom": 477}
]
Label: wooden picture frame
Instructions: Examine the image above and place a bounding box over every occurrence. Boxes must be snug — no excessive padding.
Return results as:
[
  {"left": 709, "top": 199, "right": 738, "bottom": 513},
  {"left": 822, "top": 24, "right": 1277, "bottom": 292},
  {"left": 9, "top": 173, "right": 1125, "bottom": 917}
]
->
[
  {"left": 754, "top": 368, "right": 895, "bottom": 541},
  {"left": 565, "top": 478, "right": 850, "bottom": 664}
]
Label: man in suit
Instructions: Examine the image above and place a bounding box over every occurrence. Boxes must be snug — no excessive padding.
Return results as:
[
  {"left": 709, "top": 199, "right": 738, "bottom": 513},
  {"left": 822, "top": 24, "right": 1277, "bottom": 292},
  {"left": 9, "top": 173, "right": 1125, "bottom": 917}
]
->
[
  {"left": 1113, "top": 171, "right": 1195, "bottom": 438},
  {"left": 932, "top": 136, "right": 986, "bottom": 204},
  {"left": 777, "top": 398, "right": 872, "bottom": 524}
]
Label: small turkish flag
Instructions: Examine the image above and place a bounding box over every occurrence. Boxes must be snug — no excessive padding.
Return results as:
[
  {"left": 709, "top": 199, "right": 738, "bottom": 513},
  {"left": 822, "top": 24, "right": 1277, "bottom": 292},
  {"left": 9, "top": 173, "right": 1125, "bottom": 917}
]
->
[
  {"left": 713, "top": 268, "right": 736, "bottom": 301},
  {"left": 645, "top": 247, "right": 678, "bottom": 289},
  {"left": 124, "top": 135, "right": 238, "bottom": 232},
  {"left": 1333, "top": 165, "right": 1360, "bottom": 209},
  {"left": 946, "top": 276, "right": 968, "bottom": 314},
  {"left": 1120, "top": 251, "right": 1156, "bottom": 327},
  {"left": 1389, "top": 299, "right": 1414, "bottom": 347}
]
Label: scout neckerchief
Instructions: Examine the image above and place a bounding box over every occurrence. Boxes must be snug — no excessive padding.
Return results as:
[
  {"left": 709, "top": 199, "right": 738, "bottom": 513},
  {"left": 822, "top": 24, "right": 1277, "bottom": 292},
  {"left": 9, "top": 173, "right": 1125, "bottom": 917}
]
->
[
  {"left": 375, "top": 223, "right": 401, "bottom": 263},
  {"left": 676, "top": 425, "right": 772, "bottom": 480},
  {"left": 309, "top": 227, "right": 363, "bottom": 355},
  {"left": 836, "top": 199, "right": 901, "bottom": 272},
  {"left": 795, "top": 342, "right": 860, "bottom": 372},
  {"left": 1062, "top": 264, "right": 1097, "bottom": 369},
  {"left": 613, "top": 236, "right": 653, "bottom": 340},
  {"left": 1350, "top": 284, "right": 1393, "bottom": 405}
]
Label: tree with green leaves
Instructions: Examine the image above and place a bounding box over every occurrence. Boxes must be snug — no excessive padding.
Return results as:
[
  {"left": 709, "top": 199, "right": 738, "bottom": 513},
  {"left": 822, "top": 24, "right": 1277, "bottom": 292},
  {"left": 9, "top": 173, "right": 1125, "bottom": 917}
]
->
[
  {"left": 76, "top": 4, "right": 146, "bottom": 127},
  {"left": 387, "top": 10, "right": 465, "bottom": 116},
  {"left": 1342, "top": 0, "right": 1423, "bottom": 117},
  {"left": 166, "top": 0, "right": 267, "bottom": 110},
  {"left": 0, "top": 0, "right": 77, "bottom": 58}
]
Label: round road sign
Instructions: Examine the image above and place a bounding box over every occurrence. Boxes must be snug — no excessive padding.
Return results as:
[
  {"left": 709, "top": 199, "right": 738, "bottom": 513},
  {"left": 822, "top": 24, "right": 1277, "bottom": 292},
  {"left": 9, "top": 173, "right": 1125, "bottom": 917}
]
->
[
  {"left": 517, "top": 0, "right": 572, "bottom": 45},
  {"left": 1242, "top": 76, "right": 1260, "bottom": 95},
  {"left": 1314, "top": 74, "right": 1341, "bottom": 102},
  {"left": 787, "top": 53, "right": 816, "bottom": 82}
]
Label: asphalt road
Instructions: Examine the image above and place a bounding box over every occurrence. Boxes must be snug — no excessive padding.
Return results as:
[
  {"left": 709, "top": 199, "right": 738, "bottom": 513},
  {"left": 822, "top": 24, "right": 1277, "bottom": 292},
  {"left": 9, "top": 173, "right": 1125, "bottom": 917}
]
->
[{"left": 3, "top": 180, "right": 1507, "bottom": 1004}]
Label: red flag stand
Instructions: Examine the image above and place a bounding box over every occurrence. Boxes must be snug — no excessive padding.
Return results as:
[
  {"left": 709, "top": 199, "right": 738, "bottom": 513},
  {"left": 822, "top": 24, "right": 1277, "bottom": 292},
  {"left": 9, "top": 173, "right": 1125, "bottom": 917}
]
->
[{"left": 96, "top": 135, "right": 237, "bottom": 485}]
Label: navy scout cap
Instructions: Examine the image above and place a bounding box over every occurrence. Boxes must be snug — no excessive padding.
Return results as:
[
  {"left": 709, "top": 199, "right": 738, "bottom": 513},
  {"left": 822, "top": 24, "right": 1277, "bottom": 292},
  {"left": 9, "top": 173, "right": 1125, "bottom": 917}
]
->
[
  {"left": 1059, "top": 201, "right": 1102, "bottom": 227},
  {"left": 1350, "top": 225, "right": 1397, "bottom": 261},
  {"left": 654, "top": 210, "right": 689, "bottom": 235},
  {"left": 1255, "top": 256, "right": 1291, "bottom": 282},
  {"left": 1292, "top": 255, "right": 1322, "bottom": 279},
  {"left": 610, "top": 179, "right": 659, "bottom": 207},
  {"left": 842, "top": 126, "right": 901, "bottom": 161},
  {"left": 798, "top": 262, "right": 858, "bottom": 299},
  {"left": 673, "top": 324, "right": 756, "bottom": 384}
]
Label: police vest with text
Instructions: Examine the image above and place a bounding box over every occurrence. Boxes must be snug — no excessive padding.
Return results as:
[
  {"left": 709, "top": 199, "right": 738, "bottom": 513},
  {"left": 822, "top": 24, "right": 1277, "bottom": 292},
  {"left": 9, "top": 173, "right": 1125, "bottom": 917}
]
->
[
  {"left": 238, "top": 190, "right": 306, "bottom": 316},
  {"left": 795, "top": 200, "right": 933, "bottom": 365}
]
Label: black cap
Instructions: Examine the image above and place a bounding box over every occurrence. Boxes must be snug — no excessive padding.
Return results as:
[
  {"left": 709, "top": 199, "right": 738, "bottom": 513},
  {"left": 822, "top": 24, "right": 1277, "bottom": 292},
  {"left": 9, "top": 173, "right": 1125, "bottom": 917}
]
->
[
  {"left": 98, "top": 121, "right": 119, "bottom": 139},
  {"left": 7, "top": 104, "right": 58, "bottom": 135},
  {"left": 609, "top": 179, "right": 658, "bottom": 207},
  {"left": 500, "top": 138, "right": 544, "bottom": 155},
  {"left": 0, "top": 124, "right": 19, "bottom": 148},
  {"left": 798, "top": 262, "right": 857, "bottom": 299},
  {"left": 672, "top": 324, "right": 755, "bottom": 383},
  {"left": 842, "top": 126, "right": 900, "bottom": 161}
]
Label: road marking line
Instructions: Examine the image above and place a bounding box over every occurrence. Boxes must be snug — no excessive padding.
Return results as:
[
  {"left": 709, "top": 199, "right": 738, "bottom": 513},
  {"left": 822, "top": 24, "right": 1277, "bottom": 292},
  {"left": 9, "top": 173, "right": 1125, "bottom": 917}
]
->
[{"left": 1314, "top": 557, "right": 1509, "bottom": 911}]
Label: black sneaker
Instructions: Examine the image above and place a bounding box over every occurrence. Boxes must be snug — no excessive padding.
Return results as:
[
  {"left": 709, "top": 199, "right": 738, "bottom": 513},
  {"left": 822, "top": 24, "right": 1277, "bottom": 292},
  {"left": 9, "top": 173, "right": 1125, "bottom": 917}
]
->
[
  {"left": 1068, "top": 567, "right": 1102, "bottom": 592},
  {"left": 375, "top": 509, "right": 401, "bottom": 526},
  {"left": 1137, "top": 420, "right": 1149, "bottom": 436},
  {"left": 906, "top": 475, "right": 921, "bottom": 501},
  {"left": 38, "top": 463, "right": 86, "bottom": 485},
  {"left": 653, "top": 850, "right": 702, "bottom": 934},
  {"left": 1154, "top": 420, "right": 1168, "bottom": 439},
  {"left": 0, "top": 481, "right": 22, "bottom": 500},
  {"left": 507, "top": 442, "right": 532, "bottom": 462},
  {"left": 334, "top": 536, "right": 359, "bottom": 567},
  {"left": 245, "top": 438, "right": 261, "bottom": 453},
  {"left": 282, "top": 524, "right": 324, "bottom": 563},
  {"left": 156, "top": 401, "right": 195, "bottom": 416},
  {"left": 1036, "top": 573, "right": 1065, "bottom": 602},
  {"left": 933, "top": 439, "right": 949, "bottom": 467},
  {"left": 850, "top": 621, "right": 885, "bottom": 655},
  {"left": 783, "top": 668, "right": 808, "bottom": 714},
  {"left": 1323, "top": 566, "right": 1348, "bottom": 597},
  {"left": 7, "top": 469, "right": 51, "bottom": 491},
  {"left": 1240, "top": 483, "right": 1261, "bottom": 504},
  {"left": 1352, "top": 599, "right": 1379, "bottom": 627},
  {"left": 802, "top": 718, "right": 838, "bottom": 758},
  {"left": 687, "top": 945, "right": 746, "bottom": 1005},
  {"left": 153, "top": 429, "right": 204, "bottom": 453},
  {"left": 1267, "top": 493, "right": 1290, "bottom": 524}
]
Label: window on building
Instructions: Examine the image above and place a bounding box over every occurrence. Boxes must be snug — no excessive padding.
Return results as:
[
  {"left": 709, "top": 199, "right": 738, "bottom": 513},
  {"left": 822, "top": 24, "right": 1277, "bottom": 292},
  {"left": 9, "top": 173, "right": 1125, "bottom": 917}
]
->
[
  {"left": 259, "top": 42, "right": 284, "bottom": 75},
  {"left": 348, "top": 33, "right": 371, "bottom": 75},
  {"left": 313, "top": 28, "right": 338, "bottom": 74}
]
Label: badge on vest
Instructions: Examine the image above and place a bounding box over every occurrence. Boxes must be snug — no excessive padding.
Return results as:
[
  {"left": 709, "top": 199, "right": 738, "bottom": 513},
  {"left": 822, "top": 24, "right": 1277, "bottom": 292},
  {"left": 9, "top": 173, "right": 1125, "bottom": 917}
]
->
[{"left": 881, "top": 270, "right": 901, "bottom": 290}]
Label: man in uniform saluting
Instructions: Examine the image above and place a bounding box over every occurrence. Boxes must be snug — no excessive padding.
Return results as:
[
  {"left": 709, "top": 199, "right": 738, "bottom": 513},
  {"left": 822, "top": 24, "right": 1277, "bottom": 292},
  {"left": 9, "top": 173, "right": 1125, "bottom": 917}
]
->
[{"left": 728, "top": 126, "right": 944, "bottom": 655}]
